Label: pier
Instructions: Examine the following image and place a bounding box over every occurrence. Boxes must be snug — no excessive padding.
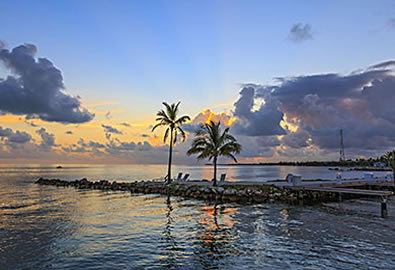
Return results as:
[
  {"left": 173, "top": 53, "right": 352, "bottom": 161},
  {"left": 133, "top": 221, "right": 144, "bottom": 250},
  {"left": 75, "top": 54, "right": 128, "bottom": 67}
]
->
[{"left": 286, "top": 180, "right": 394, "bottom": 217}]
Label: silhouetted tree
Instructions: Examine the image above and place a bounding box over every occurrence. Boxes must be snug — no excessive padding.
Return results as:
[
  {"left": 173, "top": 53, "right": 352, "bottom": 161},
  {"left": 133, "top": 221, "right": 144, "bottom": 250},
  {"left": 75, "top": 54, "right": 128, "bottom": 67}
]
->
[
  {"left": 383, "top": 150, "right": 395, "bottom": 180},
  {"left": 187, "top": 121, "right": 241, "bottom": 186},
  {"left": 152, "top": 102, "right": 190, "bottom": 183}
]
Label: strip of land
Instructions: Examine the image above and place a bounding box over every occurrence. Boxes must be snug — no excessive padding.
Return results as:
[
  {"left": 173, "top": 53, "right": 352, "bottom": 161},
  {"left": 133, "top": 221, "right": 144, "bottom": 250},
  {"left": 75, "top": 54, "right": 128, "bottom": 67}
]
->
[{"left": 35, "top": 178, "right": 394, "bottom": 210}]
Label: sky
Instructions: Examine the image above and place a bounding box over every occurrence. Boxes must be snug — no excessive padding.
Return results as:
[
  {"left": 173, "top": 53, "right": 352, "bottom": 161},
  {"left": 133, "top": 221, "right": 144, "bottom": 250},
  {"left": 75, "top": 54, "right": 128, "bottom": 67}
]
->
[{"left": 1, "top": 0, "right": 395, "bottom": 164}]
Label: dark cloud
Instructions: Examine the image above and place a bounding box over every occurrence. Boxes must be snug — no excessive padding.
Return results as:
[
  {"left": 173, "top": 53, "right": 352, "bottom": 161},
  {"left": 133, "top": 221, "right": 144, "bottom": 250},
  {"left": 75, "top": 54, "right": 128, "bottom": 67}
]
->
[
  {"left": 0, "top": 126, "right": 31, "bottom": 143},
  {"left": 36, "top": 128, "right": 58, "bottom": 150},
  {"left": 182, "top": 123, "right": 201, "bottom": 133},
  {"left": 281, "top": 128, "right": 310, "bottom": 148},
  {"left": 106, "top": 140, "right": 155, "bottom": 153},
  {"left": 369, "top": 60, "right": 395, "bottom": 70},
  {"left": 120, "top": 122, "right": 131, "bottom": 127},
  {"left": 102, "top": 124, "right": 123, "bottom": 134},
  {"left": 65, "top": 131, "right": 73, "bottom": 135},
  {"left": 289, "top": 23, "right": 313, "bottom": 42},
  {"left": 232, "top": 86, "right": 285, "bottom": 136},
  {"left": 0, "top": 43, "right": 94, "bottom": 124},
  {"left": 236, "top": 136, "right": 276, "bottom": 158},
  {"left": 89, "top": 141, "right": 105, "bottom": 148},
  {"left": 140, "top": 134, "right": 149, "bottom": 138},
  {"left": 62, "top": 145, "right": 88, "bottom": 153},
  {"left": 238, "top": 61, "right": 395, "bottom": 157},
  {"left": 62, "top": 138, "right": 107, "bottom": 153},
  {"left": 257, "top": 136, "right": 281, "bottom": 147}
]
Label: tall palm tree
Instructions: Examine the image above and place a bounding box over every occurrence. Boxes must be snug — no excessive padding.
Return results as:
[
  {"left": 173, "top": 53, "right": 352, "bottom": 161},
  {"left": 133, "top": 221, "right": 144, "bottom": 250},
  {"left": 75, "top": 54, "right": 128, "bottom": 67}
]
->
[
  {"left": 152, "top": 102, "right": 190, "bottom": 183},
  {"left": 383, "top": 150, "right": 395, "bottom": 180},
  {"left": 187, "top": 121, "right": 241, "bottom": 186}
]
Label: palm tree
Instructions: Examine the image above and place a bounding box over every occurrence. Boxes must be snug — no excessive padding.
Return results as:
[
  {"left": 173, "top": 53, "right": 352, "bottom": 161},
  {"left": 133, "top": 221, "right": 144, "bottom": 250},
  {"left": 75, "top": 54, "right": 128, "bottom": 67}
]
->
[
  {"left": 383, "top": 150, "right": 395, "bottom": 180},
  {"left": 187, "top": 121, "right": 242, "bottom": 186},
  {"left": 152, "top": 102, "right": 190, "bottom": 183}
]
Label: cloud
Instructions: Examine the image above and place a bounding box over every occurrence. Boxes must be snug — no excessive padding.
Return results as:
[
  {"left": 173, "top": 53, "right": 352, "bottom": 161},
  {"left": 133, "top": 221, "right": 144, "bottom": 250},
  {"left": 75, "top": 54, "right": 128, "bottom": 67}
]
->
[
  {"left": 369, "top": 60, "right": 395, "bottom": 70},
  {"left": 232, "top": 86, "right": 285, "bottom": 136},
  {"left": 289, "top": 23, "right": 313, "bottom": 42},
  {"left": 236, "top": 61, "right": 395, "bottom": 158},
  {"left": 24, "top": 120, "right": 39, "bottom": 127},
  {"left": 140, "top": 134, "right": 150, "bottom": 138},
  {"left": 89, "top": 141, "right": 105, "bottom": 148},
  {"left": 120, "top": 122, "right": 131, "bottom": 127},
  {"left": 0, "top": 43, "right": 94, "bottom": 124},
  {"left": 62, "top": 139, "right": 107, "bottom": 153},
  {"left": 36, "top": 128, "right": 58, "bottom": 150},
  {"left": 101, "top": 124, "right": 123, "bottom": 134},
  {"left": 183, "top": 109, "right": 234, "bottom": 133},
  {"left": 389, "top": 18, "right": 395, "bottom": 28},
  {"left": 0, "top": 126, "right": 31, "bottom": 144},
  {"left": 65, "top": 131, "right": 73, "bottom": 134}
]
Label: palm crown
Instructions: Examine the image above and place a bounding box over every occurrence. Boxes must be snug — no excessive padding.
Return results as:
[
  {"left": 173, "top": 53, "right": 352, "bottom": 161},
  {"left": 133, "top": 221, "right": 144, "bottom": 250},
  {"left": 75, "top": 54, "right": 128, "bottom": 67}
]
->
[
  {"left": 187, "top": 121, "right": 241, "bottom": 185},
  {"left": 152, "top": 102, "right": 190, "bottom": 182}
]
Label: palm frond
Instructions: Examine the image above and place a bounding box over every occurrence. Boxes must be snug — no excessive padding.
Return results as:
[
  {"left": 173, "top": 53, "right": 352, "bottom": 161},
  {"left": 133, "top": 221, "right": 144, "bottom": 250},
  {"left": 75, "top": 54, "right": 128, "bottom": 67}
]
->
[
  {"left": 152, "top": 102, "right": 190, "bottom": 147},
  {"left": 187, "top": 120, "right": 242, "bottom": 163},
  {"left": 222, "top": 152, "right": 238, "bottom": 163},
  {"left": 178, "top": 127, "right": 187, "bottom": 141},
  {"left": 163, "top": 127, "right": 170, "bottom": 143},
  {"left": 152, "top": 122, "right": 166, "bottom": 132},
  {"left": 175, "top": 115, "right": 191, "bottom": 125}
]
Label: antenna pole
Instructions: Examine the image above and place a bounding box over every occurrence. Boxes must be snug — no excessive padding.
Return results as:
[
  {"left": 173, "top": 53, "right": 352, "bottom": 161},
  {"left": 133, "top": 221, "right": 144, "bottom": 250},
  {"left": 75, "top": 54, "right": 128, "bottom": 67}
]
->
[{"left": 340, "top": 129, "right": 345, "bottom": 162}]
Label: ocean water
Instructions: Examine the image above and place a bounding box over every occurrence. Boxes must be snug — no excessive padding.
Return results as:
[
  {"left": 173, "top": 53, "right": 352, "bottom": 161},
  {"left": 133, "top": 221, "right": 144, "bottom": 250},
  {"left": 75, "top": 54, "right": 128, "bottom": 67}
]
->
[{"left": 0, "top": 164, "right": 394, "bottom": 269}]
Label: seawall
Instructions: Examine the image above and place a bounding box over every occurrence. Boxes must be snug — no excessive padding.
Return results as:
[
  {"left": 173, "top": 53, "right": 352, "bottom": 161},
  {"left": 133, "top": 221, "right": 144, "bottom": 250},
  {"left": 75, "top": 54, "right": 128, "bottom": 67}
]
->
[{"left": 34, "top": 178, "right": 381, "bottom": 205}]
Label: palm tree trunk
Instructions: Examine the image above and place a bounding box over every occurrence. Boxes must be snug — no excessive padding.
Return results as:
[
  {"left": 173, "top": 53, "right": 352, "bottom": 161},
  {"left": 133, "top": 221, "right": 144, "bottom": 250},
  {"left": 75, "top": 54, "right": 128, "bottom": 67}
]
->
[
  {"left": 167, "top": 128, "right": 173, "bottom": 183},
  {"left": 213, "top": 156, "right": 217, "bottom": 186}
]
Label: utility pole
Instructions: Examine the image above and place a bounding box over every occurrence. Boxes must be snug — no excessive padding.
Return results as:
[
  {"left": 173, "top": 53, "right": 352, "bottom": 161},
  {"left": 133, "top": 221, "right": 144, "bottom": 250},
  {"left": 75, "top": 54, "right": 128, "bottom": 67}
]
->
[{"left": 340, "top": 129, "right": 345, "bottom": 162}]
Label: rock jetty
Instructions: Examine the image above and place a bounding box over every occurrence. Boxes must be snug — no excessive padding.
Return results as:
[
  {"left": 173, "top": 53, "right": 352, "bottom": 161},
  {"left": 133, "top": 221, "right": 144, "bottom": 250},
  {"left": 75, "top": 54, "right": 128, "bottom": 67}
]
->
[{"left": 35, "top": 177, "right": 364, "bottom": 205}]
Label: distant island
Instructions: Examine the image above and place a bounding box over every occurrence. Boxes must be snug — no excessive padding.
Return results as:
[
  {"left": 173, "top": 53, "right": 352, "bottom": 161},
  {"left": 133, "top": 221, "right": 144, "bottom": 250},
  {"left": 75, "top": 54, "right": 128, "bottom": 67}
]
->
[{"left": 209, "top": 158, "right": 391, "bottom": 168}]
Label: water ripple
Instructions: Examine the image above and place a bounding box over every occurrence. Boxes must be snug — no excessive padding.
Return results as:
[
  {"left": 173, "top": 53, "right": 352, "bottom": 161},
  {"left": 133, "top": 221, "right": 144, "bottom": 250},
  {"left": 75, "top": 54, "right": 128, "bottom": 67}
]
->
[{"left": 0, "top": 167, "right": 394, "bottom": 269}]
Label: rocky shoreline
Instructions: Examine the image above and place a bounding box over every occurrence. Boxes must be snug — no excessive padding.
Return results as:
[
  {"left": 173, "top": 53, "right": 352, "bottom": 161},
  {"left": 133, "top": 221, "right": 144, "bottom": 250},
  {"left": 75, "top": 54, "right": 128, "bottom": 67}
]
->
[{"left": 34, "top": 178, "right": 372, "bottom": 205}]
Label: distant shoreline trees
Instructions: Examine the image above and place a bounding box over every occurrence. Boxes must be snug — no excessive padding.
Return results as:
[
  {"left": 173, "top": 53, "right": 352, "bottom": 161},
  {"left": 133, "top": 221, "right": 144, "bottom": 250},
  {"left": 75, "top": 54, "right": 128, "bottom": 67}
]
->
[{"left": 383, "top": 150, "right": 395, "bottom": 180}]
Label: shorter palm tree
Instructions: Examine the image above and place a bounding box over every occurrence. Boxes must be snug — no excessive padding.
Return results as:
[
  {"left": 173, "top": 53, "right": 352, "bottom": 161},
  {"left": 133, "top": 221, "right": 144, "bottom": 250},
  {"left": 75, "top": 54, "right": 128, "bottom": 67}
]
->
[
  {"left": 187, "top": 121, "right": 241, "bottom": 186},
  {"left": 383, "top": 150, "right": 395, "bottom": 180}
]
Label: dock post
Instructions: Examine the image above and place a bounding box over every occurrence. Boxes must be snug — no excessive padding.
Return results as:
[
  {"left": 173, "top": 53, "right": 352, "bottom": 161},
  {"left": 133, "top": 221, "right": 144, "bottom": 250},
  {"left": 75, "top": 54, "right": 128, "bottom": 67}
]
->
[
  {"left": 338, "top": 193, "right": 342, "bottom": 203},
  {"left": 381, "top": 197, "right": 388, "bottom": 218},
  {"left": 298, "top": 190, "right": 304, "bottom": 206}
]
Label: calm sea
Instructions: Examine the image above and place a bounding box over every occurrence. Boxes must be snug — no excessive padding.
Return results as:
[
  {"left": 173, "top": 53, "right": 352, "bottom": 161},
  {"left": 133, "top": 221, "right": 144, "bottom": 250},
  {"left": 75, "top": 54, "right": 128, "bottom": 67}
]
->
[{"left": 0, "top": 164, "right": 394, "bottom": 269}]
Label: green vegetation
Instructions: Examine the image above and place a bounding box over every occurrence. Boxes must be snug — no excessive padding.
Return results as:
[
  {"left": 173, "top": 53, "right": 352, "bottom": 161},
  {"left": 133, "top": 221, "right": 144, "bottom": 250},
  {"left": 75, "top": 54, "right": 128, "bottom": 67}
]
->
[
  {"left": 383, "top": 150, "right": 395, "bottom": 180},
  {"left": 215, "top": 156, "right": 394, "bottom": 168},
  {"left": 187, "top": 121, "right": 241, "bottom": 186},
  {"left": 152, "top": 102, "right": 190, "bottom": 183}
]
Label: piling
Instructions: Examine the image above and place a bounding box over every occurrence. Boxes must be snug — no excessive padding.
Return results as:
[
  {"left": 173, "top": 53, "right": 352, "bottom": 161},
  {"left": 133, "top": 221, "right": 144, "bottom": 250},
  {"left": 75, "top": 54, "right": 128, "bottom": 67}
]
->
[{"left": 381, "top": 197, "right": 388, "bottom": 218}]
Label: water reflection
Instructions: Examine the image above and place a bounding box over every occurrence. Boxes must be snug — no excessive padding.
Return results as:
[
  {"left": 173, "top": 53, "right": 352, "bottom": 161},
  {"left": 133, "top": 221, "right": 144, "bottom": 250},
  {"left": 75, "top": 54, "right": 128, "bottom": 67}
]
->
[
  {"left": 160, "top": 195, "right": 178, "bottom": 268},
  {"left": 1, "top": 168, "right": 394, "bottom": 269}
]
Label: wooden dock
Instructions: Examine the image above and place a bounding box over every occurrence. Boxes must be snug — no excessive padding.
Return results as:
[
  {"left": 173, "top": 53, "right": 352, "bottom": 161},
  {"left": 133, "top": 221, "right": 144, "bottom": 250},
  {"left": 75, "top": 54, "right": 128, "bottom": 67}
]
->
[{"left": 289, "top": 185, "right": 394, "bottom": 217}]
